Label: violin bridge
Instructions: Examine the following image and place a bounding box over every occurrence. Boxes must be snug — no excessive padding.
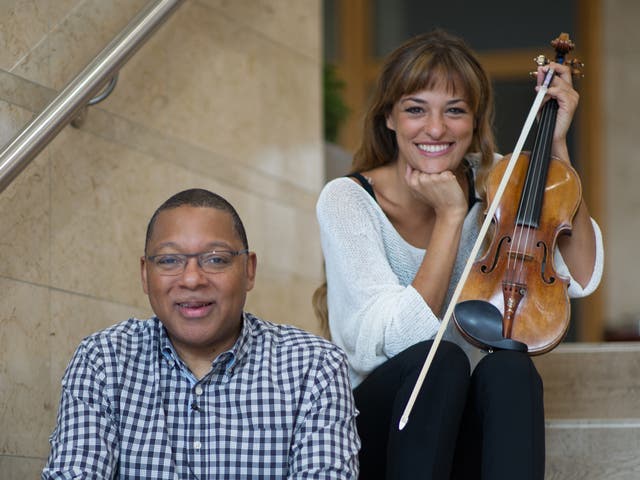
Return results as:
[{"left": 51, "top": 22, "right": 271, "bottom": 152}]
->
[
  {"left": 502, "top": 281, "right": 527, "bottom": 338},
  {"left": 507, "top": 251, "right": 535, "bottom": 263}
]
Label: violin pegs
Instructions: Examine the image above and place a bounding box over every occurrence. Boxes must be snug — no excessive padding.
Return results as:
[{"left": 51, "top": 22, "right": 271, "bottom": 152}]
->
[
  {"left": 533, "top": 55, "right": 549, "bottom": 67},
  {"left": 530, "top": 55, "right": 549, "bottom": 76},
  {"left": 568, "top": 58, "right": 584, "bottom": 78}
]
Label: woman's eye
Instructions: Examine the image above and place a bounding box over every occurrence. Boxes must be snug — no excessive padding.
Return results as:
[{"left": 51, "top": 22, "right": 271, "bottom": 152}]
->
[
  {"left": 405, "top": 106, "right": 423, "bottom": 114},
  {"left": 447, "top": 106, "right": 468, "bottom": 115}
]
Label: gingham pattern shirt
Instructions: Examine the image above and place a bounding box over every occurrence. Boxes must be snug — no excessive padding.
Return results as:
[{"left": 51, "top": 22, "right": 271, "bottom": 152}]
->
[{"left": 43, "top": 313, "right": 360, "bottom": 479}]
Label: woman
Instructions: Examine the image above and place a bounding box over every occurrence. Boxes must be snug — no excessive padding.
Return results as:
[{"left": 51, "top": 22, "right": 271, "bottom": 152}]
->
[{"left": 315, "top": 30, "right": 603, "bottom": 479}]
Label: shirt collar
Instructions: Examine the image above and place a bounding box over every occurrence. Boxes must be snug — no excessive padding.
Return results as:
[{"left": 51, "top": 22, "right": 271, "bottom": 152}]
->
[{"left": 157, "top": 313, "right": 255, "bottom": 381}]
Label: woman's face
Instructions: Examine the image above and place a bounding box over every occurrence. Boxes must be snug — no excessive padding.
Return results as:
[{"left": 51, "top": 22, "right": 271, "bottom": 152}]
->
[{"left": 386, "top": 86, "right": 475, "bottom": 174}]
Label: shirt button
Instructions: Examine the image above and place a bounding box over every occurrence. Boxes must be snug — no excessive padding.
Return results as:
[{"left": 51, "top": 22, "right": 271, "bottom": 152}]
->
[
  {"left": 194, "top": 441, "right": 202, "bottom": 450},
  {"left": 195, "top": 385, "right": 203, "bottom": 396}
]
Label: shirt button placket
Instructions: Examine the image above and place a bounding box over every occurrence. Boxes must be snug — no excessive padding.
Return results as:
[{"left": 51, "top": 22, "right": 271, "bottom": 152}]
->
[{"left": 190, "top": 383, "right": 205, "bottom": 476}]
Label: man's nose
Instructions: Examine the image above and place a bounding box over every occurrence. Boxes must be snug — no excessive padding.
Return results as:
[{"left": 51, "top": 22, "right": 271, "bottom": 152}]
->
[{"left": 179, "top": 257, "right": 208, "bottom": 286}]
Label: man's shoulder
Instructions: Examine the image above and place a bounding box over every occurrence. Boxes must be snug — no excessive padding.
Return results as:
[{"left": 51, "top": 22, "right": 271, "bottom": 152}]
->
[
  {"left": 245, "top": 313, "right": 344, "bottom": 359},
  {"left": 78, "top": 317, "right": 160, "bottom": 359}
]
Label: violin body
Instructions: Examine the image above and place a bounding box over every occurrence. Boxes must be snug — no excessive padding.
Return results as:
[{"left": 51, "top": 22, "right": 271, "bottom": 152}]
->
[
  {"left": 454, "top": 152, "right": 581, "bottom": 354},
  {"left": 452, "top": 32, "right": 585, "bottom": 355}
]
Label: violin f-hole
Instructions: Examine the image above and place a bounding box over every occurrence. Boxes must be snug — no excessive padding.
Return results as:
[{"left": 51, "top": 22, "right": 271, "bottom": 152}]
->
[
  {"left": 480, "top": 235, "right": 511, "bottom": 274},
  {"left": 536, "top": 240, "right": 555, "bottom": 284}
]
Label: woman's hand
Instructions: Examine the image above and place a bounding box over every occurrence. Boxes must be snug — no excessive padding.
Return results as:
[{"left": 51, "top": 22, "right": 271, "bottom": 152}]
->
[
  {"left": 404, "top": 164, "right": 468, "bottom": 222},
  {"left": 536, "top": 61, "right": 579, "bottom": 160}
]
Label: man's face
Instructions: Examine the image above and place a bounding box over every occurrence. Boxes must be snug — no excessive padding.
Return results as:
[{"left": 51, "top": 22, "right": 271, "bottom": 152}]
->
[{"left": 141, "top": 205, "right": 256, "bottom": 360}]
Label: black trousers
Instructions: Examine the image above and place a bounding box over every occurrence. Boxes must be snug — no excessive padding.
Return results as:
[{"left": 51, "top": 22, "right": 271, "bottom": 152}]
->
[{"left": 353, "top": 341, "right": 544, "bottom": 480}]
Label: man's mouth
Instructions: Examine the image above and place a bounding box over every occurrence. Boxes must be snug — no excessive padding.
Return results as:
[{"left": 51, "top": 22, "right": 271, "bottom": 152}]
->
[{"left": 176, "top": 301, "right": 214, "bottom": 317}]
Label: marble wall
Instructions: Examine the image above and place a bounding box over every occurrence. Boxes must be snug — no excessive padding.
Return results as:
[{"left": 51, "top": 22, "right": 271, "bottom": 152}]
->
[
  {"left": 603, "top": 0, "right": 640, "bottom": 329},
  {"left": 0, "top": 0, "right": 323, "bottom": 476}
]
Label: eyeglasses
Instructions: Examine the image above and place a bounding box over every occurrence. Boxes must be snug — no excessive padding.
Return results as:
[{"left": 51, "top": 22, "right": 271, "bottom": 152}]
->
[{"left": 146, "top": 249, "right": 249, "bottom": 275}]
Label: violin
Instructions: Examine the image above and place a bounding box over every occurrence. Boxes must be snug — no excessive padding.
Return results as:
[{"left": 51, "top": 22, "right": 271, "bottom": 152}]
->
[
  {"left": 399, "top": 33, "right": 585, "bottom": 429},
  {"left": 453, "top": 33, "right": 583, "bottom": 355}
]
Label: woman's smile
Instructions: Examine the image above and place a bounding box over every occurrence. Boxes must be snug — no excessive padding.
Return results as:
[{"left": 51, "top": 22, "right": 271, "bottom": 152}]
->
[{"left": 386, "top": 87, "right": 474, "bottom": 173}]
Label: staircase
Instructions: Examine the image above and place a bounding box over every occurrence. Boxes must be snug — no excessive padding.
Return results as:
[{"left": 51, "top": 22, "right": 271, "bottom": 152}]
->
[{"left": 533, "top": 342, "right": 640, "bottom": 479}]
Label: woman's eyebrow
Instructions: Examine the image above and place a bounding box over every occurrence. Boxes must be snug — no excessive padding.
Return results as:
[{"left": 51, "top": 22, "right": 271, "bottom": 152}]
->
[{"left": 400, "top": 96, "right": 467, "bottom": 105}]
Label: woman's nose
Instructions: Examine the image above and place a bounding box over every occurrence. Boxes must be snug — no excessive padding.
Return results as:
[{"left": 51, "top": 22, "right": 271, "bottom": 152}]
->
[{"left": 424, "top": 114, "right": 446, "bottom": 138}]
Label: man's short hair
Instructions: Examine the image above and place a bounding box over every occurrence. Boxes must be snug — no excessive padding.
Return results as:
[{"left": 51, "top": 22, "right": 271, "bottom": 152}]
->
[{"left": 145, "top": 188, "right": 248, "bottom": 253}]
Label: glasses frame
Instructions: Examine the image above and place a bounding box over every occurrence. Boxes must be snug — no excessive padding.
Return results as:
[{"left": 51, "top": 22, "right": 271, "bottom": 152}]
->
[{"left": 146, "top": 249, "right": 250, "bottom": 276}]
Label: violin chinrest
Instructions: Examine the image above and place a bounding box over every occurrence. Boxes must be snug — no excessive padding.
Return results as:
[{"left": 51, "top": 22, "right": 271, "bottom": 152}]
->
[{"left": 454, "top": 300, "right": 528, "bottom": 353}]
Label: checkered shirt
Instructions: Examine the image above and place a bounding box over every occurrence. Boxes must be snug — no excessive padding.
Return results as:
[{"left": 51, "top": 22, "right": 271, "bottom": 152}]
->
[{"left": 42, "top": 313, "right": 360, "bottom": 479}]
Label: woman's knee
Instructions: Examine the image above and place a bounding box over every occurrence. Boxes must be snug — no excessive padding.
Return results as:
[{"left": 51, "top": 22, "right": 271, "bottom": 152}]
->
[
  {"left": 400, "top": 340, "right": 470, "bottom": 378},
  {"left": 473, "top": 350, "right": 542, "bottom": 391},
  {"left": 435, "top": 340, "right": 471, "bottom": 377}
]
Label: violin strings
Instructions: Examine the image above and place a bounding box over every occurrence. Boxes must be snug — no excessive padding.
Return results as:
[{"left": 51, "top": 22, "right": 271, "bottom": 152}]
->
[
  {"left": 506, "top": 119, "right": 541, "bottom": 283},
  {"left": 505, "top": 69, "right": 556, "bottom": 291},
  {"left": 516, "top": 65, "right": 560, "bottom": 288},
  {"left": 513, "top": 100, "right": 556, "bottom": 288},
  {"left": 507, "top": 99, "right": 556, "bottom": 294}
]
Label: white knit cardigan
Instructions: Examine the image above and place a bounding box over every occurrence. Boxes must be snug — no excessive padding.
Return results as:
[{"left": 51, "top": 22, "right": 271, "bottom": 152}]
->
[{"left": 317, "top": 168, "right": 604, "bottom": 388}]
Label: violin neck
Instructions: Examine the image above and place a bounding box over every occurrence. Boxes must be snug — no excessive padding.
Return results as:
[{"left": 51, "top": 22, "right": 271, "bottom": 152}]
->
[{"left": 516, "top": 99, "right": 559, "bottom": 229}]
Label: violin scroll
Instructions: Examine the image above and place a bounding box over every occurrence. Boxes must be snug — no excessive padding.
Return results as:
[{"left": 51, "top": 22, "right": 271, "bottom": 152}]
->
[{"left": 529, "top": 33, "right": 584, "bottom": 78}]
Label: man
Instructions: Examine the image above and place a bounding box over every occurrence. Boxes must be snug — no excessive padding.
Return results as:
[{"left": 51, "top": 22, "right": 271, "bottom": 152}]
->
[{"left": 43, "top": 188, "right": 360, "bottom": 479}]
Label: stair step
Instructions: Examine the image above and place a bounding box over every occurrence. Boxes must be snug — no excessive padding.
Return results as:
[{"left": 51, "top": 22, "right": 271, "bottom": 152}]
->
[
  {"left": 546, "top": 419, "right": 640, "bottom": 479},
  {"left": 531, "top": 343, "right": 640, "bottom": 477},
  {"left": 533, "top": 342, "right": 640, "bottom": 419}
]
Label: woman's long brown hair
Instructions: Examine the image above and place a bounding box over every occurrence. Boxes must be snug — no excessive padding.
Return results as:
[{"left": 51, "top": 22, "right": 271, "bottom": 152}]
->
[{"left": 313, "top": 29, "right": 497, "bottom": 334}]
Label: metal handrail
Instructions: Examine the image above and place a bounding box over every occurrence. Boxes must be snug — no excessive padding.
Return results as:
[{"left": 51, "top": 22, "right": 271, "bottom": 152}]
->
[
  {"left": 87, "top": 74, "right": 119, "bottom": 106},
  {"left": 0, "top": 0, "right": 184, "bottom": 194},
  {"left": 71, "top": 74, "right": 120, "bottom": 128}
]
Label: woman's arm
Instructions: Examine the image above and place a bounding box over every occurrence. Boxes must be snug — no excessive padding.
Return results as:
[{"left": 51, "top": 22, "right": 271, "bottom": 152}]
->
[
  {"left": 539, "top": 61, "right": 599, "bottom": 288},
  {"left": 317, "top": 179, "right": 440, "bottom": 379}
]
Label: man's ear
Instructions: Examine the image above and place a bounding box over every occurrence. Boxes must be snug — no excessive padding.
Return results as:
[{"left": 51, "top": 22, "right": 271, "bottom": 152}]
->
[
  {"left": 245, "top": 252, "right": 257, "bottom": 292},
  {"left": 140, "top": 256, "right": 149, "bottom": 295}
]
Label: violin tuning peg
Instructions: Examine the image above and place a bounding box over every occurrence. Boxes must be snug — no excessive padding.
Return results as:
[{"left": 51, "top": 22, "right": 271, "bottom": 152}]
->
[
  {"left": 568, "top": 58, "right": 584, "bottom": 78},
  {"left": 533, "top": 55, "right": 549, "bottom": 67},
  {"left": 570, "top": 59, "right": 584, "bottom": 68}
]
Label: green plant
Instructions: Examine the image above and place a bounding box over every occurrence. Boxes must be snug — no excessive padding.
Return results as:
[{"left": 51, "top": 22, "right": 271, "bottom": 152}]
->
[{"left": 323, "top": 64, "right": 350, "bottom": 143}]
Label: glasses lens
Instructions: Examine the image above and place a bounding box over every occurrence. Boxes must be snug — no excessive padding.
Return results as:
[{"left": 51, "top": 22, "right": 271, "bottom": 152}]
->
[
  {"left": 199, "top": 251, "right": 235, "bottom": 273},
  {"left": 152, "top": 254, "right": 186, "bottom": 274},
  {"left": 149, "top": 250, "right": 244, "bottom": 275}
]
